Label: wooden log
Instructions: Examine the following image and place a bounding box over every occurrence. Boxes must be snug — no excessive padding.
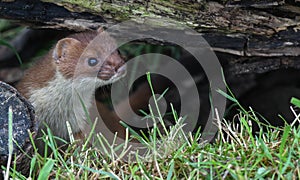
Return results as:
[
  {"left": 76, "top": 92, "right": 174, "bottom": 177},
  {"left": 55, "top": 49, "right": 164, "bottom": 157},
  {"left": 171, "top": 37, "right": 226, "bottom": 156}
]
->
[{"left": 0, "top": 0, "right": 299, "bottom": 76}]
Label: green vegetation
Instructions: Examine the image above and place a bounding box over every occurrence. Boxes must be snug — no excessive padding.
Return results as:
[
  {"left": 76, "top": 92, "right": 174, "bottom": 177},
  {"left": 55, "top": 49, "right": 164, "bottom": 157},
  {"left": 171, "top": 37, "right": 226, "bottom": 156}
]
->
[
  {"left": 0, "top": 20, "right": 23, "bottom": 65},
  {"left": 41, "top": 0, "right": 101, "bottom": 13},
  {"left": 2, "top": 81, "right": 299, "bottom": 179}
]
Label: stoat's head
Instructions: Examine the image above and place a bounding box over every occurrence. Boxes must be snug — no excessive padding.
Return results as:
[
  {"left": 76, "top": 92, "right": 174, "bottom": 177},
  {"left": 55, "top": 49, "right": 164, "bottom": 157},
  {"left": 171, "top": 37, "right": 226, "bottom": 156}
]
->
[{"left": 52, "top": 28, "right": 126, "bottom": 87}]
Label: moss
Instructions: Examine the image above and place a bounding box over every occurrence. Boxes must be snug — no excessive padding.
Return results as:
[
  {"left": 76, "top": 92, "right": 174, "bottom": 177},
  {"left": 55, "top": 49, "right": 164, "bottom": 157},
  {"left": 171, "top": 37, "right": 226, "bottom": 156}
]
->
[
  {"left": 99, "top": 3, "right": 131, "bottom": 21},
  {"left": 41, "top": 0, "right": 102, "bottom": 13},
  {"left": 40, "top": 0, "right": 211, "bottom": 31},
  {"left": 150, "top": 0, "right": 205, "bottom": 14}
]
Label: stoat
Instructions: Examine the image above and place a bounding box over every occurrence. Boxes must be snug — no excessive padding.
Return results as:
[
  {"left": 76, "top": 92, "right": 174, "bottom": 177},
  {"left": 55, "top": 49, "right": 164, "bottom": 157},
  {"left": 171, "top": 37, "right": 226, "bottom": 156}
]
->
[{"left": 16, "top": 28, "right": 126, "bottom": 149}]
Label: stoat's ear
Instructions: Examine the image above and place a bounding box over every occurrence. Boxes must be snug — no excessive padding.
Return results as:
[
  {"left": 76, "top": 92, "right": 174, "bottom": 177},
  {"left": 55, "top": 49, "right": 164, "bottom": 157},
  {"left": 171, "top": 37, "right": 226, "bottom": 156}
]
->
[
  {"left": 53, "top": 38, "right": 81, "bottom": 64},
  {"left": 97, "top": 27, "right": 104, "bottom": 34}
]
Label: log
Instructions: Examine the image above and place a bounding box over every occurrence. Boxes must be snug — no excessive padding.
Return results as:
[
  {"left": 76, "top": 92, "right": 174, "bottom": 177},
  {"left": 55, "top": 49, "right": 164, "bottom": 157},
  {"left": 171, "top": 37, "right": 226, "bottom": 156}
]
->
[{"left": 0, "top": 0, "right": 299, "bottom": 75}]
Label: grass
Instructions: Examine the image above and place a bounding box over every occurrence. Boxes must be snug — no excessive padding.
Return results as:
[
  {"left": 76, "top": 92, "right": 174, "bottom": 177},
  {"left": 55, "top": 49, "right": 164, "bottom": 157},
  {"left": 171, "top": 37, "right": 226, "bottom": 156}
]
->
[
  {"left": 2, "top": 78, "right": 300, "bottom": 179},
  {"left": 0, "top": 20, "right": 23, "bottom": 65}
]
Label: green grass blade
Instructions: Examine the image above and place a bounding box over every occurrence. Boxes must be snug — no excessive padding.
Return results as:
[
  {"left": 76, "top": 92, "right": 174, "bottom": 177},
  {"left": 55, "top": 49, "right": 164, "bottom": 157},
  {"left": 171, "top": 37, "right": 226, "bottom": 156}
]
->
[
  {"left": 290, "top": 97, "right": 300, "bottom": 108},
  {"left": 216, "top": 89, "right": 237, "bottom": 103},
  {"left": 37, "top": 159, "right": 55, "bottom": 180},
  {"left": 4, "top": 106, "right": 13, "bottom": 180},
  {"left": 0, "top": 39, "right": 22, "bottom": 65},
  {"left": 279, "top": 125, "right": 291, "bottom": 158},
  {"left": 29, "top": 155, "right": 37, "bottom": 178},
  {"left": 166, "top": 160, "right": 174, "bottom": 180}
]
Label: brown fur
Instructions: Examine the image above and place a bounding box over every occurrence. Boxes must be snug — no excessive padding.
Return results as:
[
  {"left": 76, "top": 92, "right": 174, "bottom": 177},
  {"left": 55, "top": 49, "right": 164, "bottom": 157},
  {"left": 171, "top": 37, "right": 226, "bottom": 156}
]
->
[
  {"left": 16, "top": 53, "right": 56, "bottom": 98},
  {"left": 16, "top": 29, "right": 126, "bottom": 153},
  {"left": 17, "top": 29, "right": 123, "bottom": 96},
  {"left": 16, "top": 30, "right": 99, "bottom": 97}
]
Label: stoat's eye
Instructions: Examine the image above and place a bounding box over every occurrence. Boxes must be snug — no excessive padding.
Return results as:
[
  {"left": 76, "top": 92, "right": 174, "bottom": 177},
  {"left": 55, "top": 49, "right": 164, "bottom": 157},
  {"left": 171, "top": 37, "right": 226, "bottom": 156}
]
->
[{"left": 88, "top": 58, "right": 98, "bottom": 66}]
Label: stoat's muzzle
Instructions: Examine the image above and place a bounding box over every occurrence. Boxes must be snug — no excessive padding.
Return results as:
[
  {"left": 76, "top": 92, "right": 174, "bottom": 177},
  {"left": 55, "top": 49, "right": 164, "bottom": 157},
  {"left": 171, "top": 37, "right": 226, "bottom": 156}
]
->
[{"left": 98, "top": 53, "right": 126, "bottom": 81}]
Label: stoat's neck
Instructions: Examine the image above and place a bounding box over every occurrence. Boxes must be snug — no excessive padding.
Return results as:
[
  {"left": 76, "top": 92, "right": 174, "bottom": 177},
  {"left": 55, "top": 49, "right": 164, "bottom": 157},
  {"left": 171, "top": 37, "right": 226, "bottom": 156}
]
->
[{"left": 28, "top": 71, "right": 97, "bottom": 140}]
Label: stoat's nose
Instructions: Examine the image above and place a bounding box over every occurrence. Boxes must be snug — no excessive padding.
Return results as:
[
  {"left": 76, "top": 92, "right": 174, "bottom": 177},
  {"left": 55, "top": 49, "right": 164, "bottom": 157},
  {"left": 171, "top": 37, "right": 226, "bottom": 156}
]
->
[
  {"left": 106, "top": 53, "right": 125, "bottom": 71},
  {"left": 98, "top": 53, "right": 125, "bottom": 80}
]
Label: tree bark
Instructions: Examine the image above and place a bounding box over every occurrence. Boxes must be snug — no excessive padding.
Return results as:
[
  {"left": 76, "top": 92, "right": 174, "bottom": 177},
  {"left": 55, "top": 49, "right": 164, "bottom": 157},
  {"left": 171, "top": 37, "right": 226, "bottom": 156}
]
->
[{"left": 0, "top": 0, "right": 299, "bottom": 74}]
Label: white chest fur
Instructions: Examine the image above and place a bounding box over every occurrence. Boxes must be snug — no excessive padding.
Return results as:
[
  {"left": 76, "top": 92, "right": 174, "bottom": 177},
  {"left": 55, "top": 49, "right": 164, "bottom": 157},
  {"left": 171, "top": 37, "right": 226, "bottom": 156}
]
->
[{"left": 28, "top": 72, "right": 97, "bottom": 140}]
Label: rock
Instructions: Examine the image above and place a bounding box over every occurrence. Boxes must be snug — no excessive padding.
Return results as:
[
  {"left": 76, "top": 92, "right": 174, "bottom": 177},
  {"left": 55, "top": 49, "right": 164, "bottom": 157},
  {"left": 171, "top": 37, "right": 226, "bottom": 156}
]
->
[{"left": 0, "top": 81, "right": 37, "bottom": 177}]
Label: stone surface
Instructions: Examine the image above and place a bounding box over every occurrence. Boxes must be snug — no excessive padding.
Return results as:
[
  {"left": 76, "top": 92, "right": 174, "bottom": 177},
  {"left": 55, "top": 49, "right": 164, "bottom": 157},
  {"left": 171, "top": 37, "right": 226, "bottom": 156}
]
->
[{"left": 0, "top": 81, "right": 37, "bottom": 176}]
